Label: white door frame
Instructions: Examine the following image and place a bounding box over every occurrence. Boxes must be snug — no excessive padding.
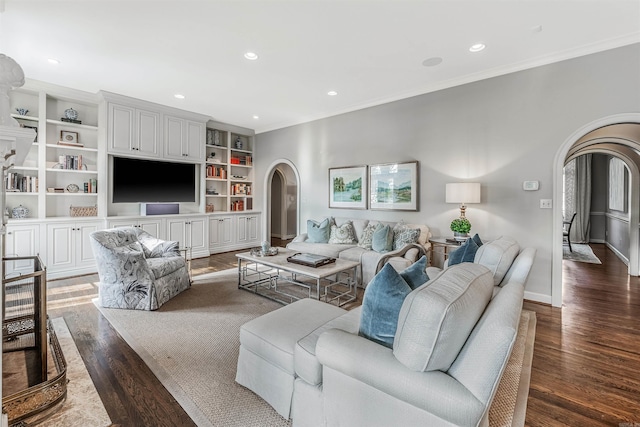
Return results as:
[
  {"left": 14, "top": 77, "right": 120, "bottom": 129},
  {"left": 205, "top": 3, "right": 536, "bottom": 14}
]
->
[{"left": 552, "top": 113, "right": 640, "bottom": 307}]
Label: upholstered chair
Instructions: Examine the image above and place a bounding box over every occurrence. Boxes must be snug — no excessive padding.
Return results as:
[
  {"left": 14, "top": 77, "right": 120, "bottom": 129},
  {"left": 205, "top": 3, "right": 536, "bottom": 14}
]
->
[{"left": 90, "top": 227, "right": 190, "bottom": 310}]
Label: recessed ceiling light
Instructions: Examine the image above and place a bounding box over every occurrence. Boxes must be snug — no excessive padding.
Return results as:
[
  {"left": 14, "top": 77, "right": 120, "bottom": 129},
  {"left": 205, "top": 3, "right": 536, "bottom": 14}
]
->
[
  {"left": 174, "top": 94, "right": 185, "bottom": 99},
  {"left": 244, "top": 52, "right": 258, "bottom": 60},
  {"left": 253, "top": 115, "right": 259, "bottom": 119},
  {"left": 47, "top": 58, "right": 60, "bottom": 64},
  {"left": 469, "top": 43, "right": 486, "bottom": 53},
  {"left": 327, "top": 91, "right": 338, "bottom": 96},
  {"left": 422, "top": 57, "right": 443, "bottom": 67}
]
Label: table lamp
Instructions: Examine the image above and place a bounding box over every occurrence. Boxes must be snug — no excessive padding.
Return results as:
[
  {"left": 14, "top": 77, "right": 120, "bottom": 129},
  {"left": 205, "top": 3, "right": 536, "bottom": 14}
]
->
[{"left": 446, "top": 183, "right": 481, "bottom": 237}]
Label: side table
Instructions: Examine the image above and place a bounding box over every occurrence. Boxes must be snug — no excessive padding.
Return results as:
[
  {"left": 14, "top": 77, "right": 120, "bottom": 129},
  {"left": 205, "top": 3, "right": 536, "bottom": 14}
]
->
[{"left": 428, "top": 237, "right": 463, "bottom": 268}]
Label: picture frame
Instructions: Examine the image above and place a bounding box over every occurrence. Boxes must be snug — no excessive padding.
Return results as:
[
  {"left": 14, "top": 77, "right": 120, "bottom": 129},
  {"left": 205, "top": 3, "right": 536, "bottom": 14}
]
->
[
  {"left": 59, "top": 130, "right": 79, "bottom": 145},
  {"left": 369, "top": 161, "right": 419, "bottom": 211},
  {"left": 329, "top": 165, "right": 367, "bottom": 209}
]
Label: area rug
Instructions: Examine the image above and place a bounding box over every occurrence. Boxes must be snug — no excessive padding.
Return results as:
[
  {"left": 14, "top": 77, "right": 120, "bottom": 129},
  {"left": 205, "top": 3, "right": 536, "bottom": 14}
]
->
[
  {"left": 96, "top": 269, "right": 536, "bottom": 427},
  {"left": 563, "top": 243, "right": 602, "bottom": 264}
]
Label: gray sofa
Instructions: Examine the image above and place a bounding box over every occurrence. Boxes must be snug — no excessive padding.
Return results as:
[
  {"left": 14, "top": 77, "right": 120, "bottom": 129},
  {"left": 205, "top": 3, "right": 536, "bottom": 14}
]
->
[
  {"left": 286, "top": 217, "right": 432, "bottom": 286},
  {"left": 236, "top": 236, "right": 536, "bottom": 426},
  {"left": 90, "top": 227, "right": 191, "bottom": 311}
]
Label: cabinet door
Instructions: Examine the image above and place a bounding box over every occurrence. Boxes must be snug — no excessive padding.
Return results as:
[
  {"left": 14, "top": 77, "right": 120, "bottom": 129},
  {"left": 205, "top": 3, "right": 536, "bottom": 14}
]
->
[
  {"left": 108, "top": 103, "right": 135, "bottom": 154},
  {"left": 164, "top": 116, "right": 185, "bottom": 159},
  {"left": 236, "top": 215, "right": 250, "bottom": 243},
  {"left": 47, "top": 223, "right": 74, "bottom": 270},
  {"left": 166, "top": 218, "right": 187, "bottom": 249},
  {"left": 108, "top": 219, "right": 138, "bottom": 229},
  {"left": 210, "top": 217, "right": 233, "bottom": 247},
  {"left": 136, "top": 109, "right": 160, "bottom": 158},
  {"left": 247, "top": 215, "right": 259, "bottom": 242},
  {"left": 187, "top": 217, "right": 208, "bottom": 257},
  {"left": 76, "top": 222, "right": 100, "bottom": 266},
  {"left": 139, "top": 219, "right": 163, "bottom": 239},
  {"left": 185, "top": 120, "right": 204, "bottom": 161},
  {"left": 5, "top": 224, "right": 40, "bottom": 276}
]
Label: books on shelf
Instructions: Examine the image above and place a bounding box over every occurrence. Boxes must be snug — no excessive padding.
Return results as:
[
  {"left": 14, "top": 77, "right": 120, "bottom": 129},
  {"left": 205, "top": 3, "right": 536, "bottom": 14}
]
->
[
  {"left": 47, "top": 187, "right": 65, "bottom": 193},
  {"left": 5, "top": 173, "right": 38, "bottom": 193},
  {"left": 57, "top": 154, "right": 84, "bottom": 170},
  {"left": 230, "top": 155, "right": 252, "bottom": 165},
  {"left": 84, "top": 179, "right": 98, "bottom": 193},
  {"left": 57, "top": 141, "right": 84, "bottom": 148},
  {"left": 230, "top": 183, "right": 251, "bottom": 195},
  {"left": 207, "top": 165, "right": 227, "bottom": 179},
  {"left": 231, "top": 200, "right": 245, "bottom": 211}
]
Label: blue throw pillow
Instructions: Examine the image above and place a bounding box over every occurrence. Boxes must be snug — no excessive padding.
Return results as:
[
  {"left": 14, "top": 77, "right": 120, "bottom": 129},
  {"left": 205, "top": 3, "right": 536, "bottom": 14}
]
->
[
  {"left": 307, "top": 218, "right": 331, "bottom": 243},
  {"left": 448, "top": 236, "right": 480, "bottom": 266},
  {"left": 400, "top": 255, "right": 429, "bottom": 290},
  {"left": 472, "top": 233, "right": 483, "bottom": 247},
  {"left": 359, "top": 263, "right": 412, "bottom": 348},
  {"left": 372, "top": 224, "right": 394, "bottom": 253}
]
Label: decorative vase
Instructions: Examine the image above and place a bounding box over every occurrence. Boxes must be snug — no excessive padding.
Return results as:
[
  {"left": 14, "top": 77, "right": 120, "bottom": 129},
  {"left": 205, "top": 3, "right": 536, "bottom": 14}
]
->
[
  {"left": 64, "top": 107, "right": 78, "bottom": 120},
  {"left": 453, "top": 231, "right": 468, "bottom": 241},
  {"left": 261, "top": 240, "right": 270, "bottom": 253},
  {"left": 235, "top": 137, "right": 243, "bottom": 149},
  {"left": 12, "top": 204, "right": 29, "bottom": 219}
]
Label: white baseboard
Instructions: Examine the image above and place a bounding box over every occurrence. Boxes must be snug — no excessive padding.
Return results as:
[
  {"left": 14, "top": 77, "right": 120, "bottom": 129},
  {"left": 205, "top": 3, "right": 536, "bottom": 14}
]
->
[
  {"left": 524, "top": 291, "right": 552, "bottom": 305},
  {"left": 605, "top": 242, "right": 629, "bottom": 265}
]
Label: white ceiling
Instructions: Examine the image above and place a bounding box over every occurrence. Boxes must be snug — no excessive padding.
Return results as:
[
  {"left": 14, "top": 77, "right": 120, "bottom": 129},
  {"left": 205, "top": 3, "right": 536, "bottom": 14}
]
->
[{"left": 1, "top": 0, "right": 639, "bottom": 134}]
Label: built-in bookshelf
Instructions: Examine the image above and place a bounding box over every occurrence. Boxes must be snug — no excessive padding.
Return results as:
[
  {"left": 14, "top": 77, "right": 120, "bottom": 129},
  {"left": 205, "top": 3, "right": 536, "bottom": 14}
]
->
[
  {"left": 205, "top": 127, "right": 254, "bottom": 213},
  {"left": 8, "top": 88, "right": 101, "bottom": 219}
]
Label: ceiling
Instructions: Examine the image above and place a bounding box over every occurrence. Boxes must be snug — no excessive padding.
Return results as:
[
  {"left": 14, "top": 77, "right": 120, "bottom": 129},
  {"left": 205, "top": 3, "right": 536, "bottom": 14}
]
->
[{"left": 1, "top": 0, "right": 639, "bottom": 134}]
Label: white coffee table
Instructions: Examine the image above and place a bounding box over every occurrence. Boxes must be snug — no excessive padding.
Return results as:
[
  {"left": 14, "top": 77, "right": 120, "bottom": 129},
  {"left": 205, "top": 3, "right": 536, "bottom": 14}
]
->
[{"left": 236, "top": 248, "right": 359, "bottom": 306}]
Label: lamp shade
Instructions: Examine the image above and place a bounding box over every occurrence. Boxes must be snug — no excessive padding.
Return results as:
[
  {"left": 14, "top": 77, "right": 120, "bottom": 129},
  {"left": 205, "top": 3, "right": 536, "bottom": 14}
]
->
[{"left": 445, "top": 183, "right": 481, "bottom": 204}]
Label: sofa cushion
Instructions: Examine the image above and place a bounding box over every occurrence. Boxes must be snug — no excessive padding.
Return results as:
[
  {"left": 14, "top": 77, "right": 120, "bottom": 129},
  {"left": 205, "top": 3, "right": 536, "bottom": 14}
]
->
[
  {"left": 307, "top": 218, "right": 332, "bottom": 243},
  {"left": 357, "top": 223, "right": 377, "bottom": 250},
  {"left": 474, "top": 236, "right": 520, "bottom": 286},
  {"left": 372, "top": 224, "right": 394, "bottom": 253},
  {"left": 400, "top": 255, "right": 429, "bottom": 290},
  {"left": 393, "top": 263, "right": 493, "bottom": 372},
  {"left": 359, "top": 263, "right": 412, "bottom": 348},
  {"left": 448, "top": 237, "right": 480, "bottom": 266},
  {"left": 146, "top": 255, "right": 186, "bottom": 278},
  {"left": 295, "top": 307, "right": 360, "bottom": 385},
  {"left": 328, "top": 221, "right": 357, "bottom": 244}
]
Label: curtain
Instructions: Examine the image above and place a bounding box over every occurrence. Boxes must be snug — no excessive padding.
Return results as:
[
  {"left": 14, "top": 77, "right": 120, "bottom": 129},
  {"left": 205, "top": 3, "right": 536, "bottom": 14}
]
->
[{"left": 563, "top": 154, "right": 592, "bottom": 243}]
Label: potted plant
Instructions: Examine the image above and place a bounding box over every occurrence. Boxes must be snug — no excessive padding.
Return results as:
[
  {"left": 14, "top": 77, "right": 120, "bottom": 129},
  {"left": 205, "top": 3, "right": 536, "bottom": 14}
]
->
[{"left": 450, "top": 217, "right": 471, "bottom": 239}]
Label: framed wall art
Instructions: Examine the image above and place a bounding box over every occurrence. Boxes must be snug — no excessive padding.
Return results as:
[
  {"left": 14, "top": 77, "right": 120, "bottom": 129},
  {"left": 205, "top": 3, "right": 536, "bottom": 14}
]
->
[
  {"left": 369, "top": 161, "right": 419, "bottom": 211},
  {"left": 329, "top": 165, "right": 367, "bottom": 209}
]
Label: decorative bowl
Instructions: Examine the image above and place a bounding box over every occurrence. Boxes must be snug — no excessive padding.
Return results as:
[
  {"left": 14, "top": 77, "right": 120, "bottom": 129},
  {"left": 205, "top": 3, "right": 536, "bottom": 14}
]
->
[{"left": 15, "top": 108, "right": 29, "bottom": 116}]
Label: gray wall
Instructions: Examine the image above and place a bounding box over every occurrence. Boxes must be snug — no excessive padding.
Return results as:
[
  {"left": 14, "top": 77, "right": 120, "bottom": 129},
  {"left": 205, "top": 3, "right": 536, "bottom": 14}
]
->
[
  {"left": 271, "top": 171, "right": 283, "bottom": 237},
  {"left": 590, "top": 154, "right": 608, "bottom": 242},
  {"left": 606, "top": 155, "right": 631, "bottom": 259},
  {"left": 254, "top": 44, "right": 640, "bottom": 301}
]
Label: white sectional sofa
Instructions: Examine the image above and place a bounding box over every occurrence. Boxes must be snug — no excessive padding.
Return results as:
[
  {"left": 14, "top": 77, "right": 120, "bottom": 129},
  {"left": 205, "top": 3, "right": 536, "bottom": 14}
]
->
[
  {"left": 286, "top": 217, "right": 431, "bottom": 286},
  {"left": 235, "top": 236, "right": 536, "bottom": 426}
]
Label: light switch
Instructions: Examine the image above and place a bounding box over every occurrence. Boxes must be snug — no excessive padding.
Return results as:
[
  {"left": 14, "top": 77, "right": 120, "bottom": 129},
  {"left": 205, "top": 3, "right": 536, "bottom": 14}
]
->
[{"left": 540, "top": 199, "right": 552, "bottom": 209}]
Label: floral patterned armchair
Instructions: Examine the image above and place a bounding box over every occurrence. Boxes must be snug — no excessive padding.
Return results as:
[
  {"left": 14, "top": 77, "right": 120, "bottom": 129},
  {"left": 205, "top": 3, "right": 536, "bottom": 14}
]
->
[{"left": 90, "top": 227, "right": 190, "bottom": 310}]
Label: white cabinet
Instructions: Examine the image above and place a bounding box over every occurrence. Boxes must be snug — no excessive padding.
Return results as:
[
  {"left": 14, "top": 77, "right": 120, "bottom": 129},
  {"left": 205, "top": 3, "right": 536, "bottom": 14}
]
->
[
  {"left": 166, "top": 216, "right": 208, "bottom": 258},
  {"left": 108, "top": 103, "right": 160, "bottom": 158},
  {"left": 4, "top": 223, "right": 41, "bottom": 276},
  {"left": 108, "top": 218, "right": 164, "bottom": 239},
  {"left": 209, "top": 216, "right": 234, "bottom": 251},
  {"left": 237, "top": 214, "right": 260, "bottom": 245},
  {"left": 46, "top": 220, "right": 102, "bottom": 278},
  {"left": 164, "top": 116, "right": 204, "bottom": 162},
  {"left": 208, "top": 212, "right": 262, "bottom": 254}
]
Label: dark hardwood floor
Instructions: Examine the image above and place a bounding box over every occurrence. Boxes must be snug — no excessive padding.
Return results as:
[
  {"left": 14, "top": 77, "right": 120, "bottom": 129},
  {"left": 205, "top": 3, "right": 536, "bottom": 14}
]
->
[{"left": 41, "top": 243, "right": 639, "bottom": 426}]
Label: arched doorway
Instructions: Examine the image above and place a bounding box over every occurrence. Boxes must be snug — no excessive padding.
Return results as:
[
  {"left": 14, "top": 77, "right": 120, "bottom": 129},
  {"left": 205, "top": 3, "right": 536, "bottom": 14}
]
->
[
  {"left": 263, "top": 159, "right": 300, "bottom": 244},
  {"left": 553, "top": 116, "right": 640, "bottom": 307}
]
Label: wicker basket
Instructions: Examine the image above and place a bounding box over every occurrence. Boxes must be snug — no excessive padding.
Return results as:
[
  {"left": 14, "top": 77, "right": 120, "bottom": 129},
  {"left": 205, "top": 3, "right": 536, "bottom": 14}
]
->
[{"left": 69, "top": 205, "right": 97, "bottom": 217}]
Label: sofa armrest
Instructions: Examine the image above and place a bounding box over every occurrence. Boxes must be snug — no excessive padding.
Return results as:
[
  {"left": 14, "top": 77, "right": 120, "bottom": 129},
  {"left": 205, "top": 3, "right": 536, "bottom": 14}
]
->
[
  {"left": 374, "top": 243, "right": 427, "bottom": 275},
  {"left": 317, "top": 329, "right": 484, "bottom": 423},
  {"left": 290, "top": 233, "right": 308, "bottom": 243}
]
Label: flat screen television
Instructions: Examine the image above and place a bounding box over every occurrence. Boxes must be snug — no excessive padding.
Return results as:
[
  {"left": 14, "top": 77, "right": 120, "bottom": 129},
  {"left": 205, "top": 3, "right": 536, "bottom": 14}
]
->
[{"left": 112, "top": 157, "right": 196, "bottom": 203}]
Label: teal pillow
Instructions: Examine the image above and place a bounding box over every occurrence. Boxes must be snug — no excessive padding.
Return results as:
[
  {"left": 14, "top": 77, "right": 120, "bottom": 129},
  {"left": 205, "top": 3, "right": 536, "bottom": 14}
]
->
[
  {"left": 448, "top": 237, "right": 480, "bottom": 266},
  {"left": 372, "top": 224, "right": 393, "bottom": 253},
  {"left": 400, "top": 255, "right": 429, "bottom": 290},
  {"left": 472, "top": 233, "right": 483, "bottom": 247},
  {"left": 307, "top": 218, "right": 331, "bottom": 243},
  {"left": 359, "top": 263, "right": 412, "bottom": 348}
]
